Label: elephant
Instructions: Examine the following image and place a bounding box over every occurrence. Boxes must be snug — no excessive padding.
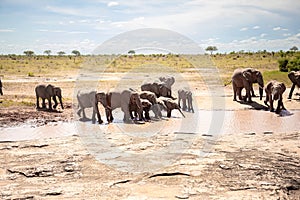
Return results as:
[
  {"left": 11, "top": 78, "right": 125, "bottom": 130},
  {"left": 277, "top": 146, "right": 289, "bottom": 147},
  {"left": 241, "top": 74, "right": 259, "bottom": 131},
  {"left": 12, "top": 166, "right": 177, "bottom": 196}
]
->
[
  {"left": 76, "top": 90, "right": 109, "bottom": 124},
  {"left": 287, "top": 71, "right": 300, "bottom": 99},
  {"left": 129, "top": 98, "right": 152, "bottom": 121},
  {"left": 139, "top": 91, "right": 163, "bottom": 118},
  {"left": 141, "top": 82, "right": 175, "bottom": 99},
  {"left": 0, "top": 78, "right": 3, "bottom": 95},
  {"left": 106, "top": 89, "right": 142, "bottom": 123},
  {"left": 232, "top": 68, "right": 264, "bottom": 103},
  {"left": 158, "top": 76, "right": 175, "bottom": 89},
  {"left": 35, "top": 84, "right": 63, "bottom": 110},
  {"left": 264, "top": 80, "right": 286, "bottom": 114},
  {"left": 157, "top": 97, "right": 185, "bottom": 118},
  {"left": 178, "top": 88, "right": 194, "bottom": 113}
]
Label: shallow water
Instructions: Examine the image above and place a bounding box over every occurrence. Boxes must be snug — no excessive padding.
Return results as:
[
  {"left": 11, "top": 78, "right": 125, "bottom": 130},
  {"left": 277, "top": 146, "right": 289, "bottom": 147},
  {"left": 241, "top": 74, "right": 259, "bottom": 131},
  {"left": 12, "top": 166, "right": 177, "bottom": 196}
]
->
[{"left": 0, "top": 110, "right": 299, "bottom": 142}]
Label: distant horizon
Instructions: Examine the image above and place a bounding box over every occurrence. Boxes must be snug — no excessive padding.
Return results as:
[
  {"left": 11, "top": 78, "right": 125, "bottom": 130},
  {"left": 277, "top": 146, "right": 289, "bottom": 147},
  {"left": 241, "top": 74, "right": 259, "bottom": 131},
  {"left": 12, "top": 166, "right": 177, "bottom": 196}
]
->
[{"left": 0, "top": 1, "right": 299, "bottom": 55}]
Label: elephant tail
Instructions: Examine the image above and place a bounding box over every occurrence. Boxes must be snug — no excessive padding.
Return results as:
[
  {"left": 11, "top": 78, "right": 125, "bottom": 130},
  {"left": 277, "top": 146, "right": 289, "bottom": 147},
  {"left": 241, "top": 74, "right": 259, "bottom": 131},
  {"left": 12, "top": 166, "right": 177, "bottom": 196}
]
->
[{"left": 224, "top": 79, "right": 232, "bottom": 86}]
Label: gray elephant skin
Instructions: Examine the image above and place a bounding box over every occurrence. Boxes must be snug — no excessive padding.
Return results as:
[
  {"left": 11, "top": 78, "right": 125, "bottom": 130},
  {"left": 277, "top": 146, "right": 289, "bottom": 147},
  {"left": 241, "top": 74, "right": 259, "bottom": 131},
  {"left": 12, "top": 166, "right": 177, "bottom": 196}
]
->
[
  {"left": 158, "top": 76, "right": 175, "bottom": 89},
  {"left": 264, "top": 80, "right": 286, "bottom": 114},
  {"left": 178, "top": 88, "right": 194, "bottom": 113},
  {"left": 157, "top": 97, "right": 185, "bottom": 118},
  {"left": 76, "top": 90, "right": 108, "bottom": 124},
  {"left": 129, "top": 98, "right": 152, "bottom": 121},
  {"left": 0, "top": 78, "right": 3, "bottom": 95},
  {"left": 139, "top": 91, "right": 163, "bottom": 118},
  {"left": 35, "top": 84, "right": 63, "bottom": 110},
  {"left": 232, "top": 68, "right": 264, "bottom": 102},
  {"left": 106, "top": 89, "right": 142, "bottom": 123},
  {"left": 288, "top": 71, "right": 300, "bottom": 99}
]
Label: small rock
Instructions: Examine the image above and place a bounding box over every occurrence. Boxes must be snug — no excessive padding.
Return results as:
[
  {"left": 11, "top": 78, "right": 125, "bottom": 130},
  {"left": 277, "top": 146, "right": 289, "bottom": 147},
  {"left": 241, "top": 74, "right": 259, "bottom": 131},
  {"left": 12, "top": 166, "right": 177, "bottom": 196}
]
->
[{"left": 219, "top": 164, "right": 231, "bottom": 170}]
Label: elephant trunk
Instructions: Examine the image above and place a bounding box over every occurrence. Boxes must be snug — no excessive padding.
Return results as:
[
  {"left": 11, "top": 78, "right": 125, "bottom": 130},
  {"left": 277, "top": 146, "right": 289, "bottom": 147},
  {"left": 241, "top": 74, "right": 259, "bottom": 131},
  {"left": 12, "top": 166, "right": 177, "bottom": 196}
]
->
[
  {"left": 178, "top": 108, "right": 186, "bottom": 118},
  {"left": 59, "top": 97, "right": 64, "bottom": 109},
  {"left": 259, "top": 87, "right": 263, "bottom": 100}
]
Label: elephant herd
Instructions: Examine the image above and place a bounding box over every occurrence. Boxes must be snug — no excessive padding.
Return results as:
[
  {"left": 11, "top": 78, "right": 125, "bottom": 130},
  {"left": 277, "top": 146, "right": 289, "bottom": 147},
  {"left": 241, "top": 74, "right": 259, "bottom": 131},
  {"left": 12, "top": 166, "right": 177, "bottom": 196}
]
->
[
  {"left": 231, "top": 69, "right": 300, "bottom": 114},
  {"left": 76, "top": 76, "right": 194, "bottom": 124}
]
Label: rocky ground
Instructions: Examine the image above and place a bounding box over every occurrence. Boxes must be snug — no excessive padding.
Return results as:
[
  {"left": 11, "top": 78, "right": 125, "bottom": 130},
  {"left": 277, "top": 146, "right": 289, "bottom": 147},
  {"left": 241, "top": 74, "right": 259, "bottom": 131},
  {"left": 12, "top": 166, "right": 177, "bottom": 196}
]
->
[{"left": 0, "top": 73, "right": 299, "bottom": 199}]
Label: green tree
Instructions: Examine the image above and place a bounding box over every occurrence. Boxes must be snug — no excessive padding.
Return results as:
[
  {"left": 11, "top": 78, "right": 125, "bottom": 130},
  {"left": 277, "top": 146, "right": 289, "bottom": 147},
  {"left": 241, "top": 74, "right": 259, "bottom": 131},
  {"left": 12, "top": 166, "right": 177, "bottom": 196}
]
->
[
  {"left": 205, "top": 46, "right": 218, "bottom": 55},
  {"left": 128, "top": 50, "right": 135, "bottom": 55},
  {"left": 43, "top": 50, "right": 51, "bottom": 56},
  {"left": 71, "top": 50, "right": 81, "bottom": 62},
  {"left": 57, "top": 51, "right": 66, "bottom": 56},
  {"left": 23, "top": 50, "right": 34, "bottom": 56},
  {"left": 290, "top": 46, "right": 298, "bottom": 52}
]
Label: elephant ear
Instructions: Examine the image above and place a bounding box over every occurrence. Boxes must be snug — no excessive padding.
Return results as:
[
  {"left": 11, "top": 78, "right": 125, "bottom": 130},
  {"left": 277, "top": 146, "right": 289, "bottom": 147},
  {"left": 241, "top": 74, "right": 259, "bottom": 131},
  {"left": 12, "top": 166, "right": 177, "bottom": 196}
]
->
[
  {"left": 54, "top": 87, "right": 62, "bottom": 97},
  {"left": 279, "top": 82, "right": 286, "bottom": 93},
  {"left": 242, "top": 71, "right": 252, "bottom": 81},
  {"left": 46, "top": 84, "right": 55, "bottom": 96}
]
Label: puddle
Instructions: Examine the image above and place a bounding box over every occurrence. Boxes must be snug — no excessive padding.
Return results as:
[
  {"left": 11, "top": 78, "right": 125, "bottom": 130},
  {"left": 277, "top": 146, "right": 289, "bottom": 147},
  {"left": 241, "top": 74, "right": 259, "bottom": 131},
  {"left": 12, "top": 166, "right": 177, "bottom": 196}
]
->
[{"left": 0, "top": 122, "right": 76, "bottom": 142}]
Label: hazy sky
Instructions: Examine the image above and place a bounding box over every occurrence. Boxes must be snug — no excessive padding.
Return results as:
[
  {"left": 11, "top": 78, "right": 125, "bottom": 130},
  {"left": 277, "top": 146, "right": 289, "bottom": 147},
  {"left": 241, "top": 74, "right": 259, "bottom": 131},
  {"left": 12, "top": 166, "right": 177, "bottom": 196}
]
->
[{"left": 0, "top": 0, "right": 299, "bottom": 54}]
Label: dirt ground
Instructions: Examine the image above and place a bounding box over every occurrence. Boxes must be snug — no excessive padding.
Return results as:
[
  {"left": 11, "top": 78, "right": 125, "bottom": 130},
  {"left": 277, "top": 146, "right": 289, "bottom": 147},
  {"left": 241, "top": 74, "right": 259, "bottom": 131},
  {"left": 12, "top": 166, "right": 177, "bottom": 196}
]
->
[{"left": 0, "top": 72, "right": 300, "bottom": 199}]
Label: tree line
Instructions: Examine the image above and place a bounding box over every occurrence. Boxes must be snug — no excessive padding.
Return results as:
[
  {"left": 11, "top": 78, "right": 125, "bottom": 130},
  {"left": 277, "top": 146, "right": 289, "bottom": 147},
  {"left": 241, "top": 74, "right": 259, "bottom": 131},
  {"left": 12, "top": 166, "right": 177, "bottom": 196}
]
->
[{"left": 23, "top": 50, "right": 81, "bottom": 56}]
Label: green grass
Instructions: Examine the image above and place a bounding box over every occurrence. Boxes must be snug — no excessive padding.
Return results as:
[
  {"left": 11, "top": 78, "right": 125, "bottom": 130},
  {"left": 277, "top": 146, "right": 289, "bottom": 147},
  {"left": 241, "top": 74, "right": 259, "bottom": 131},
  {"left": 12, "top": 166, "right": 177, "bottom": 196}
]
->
[
  {"left": 0, "top": 99, "right": 35, "bottom": 107},
  {"left": 263, "top": 70, "right": 291, "bottom": 86}
]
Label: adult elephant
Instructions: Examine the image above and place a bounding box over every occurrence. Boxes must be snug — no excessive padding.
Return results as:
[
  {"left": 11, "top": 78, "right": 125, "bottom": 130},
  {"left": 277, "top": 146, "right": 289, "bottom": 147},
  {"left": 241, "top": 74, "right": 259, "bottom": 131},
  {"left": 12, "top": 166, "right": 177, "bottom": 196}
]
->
[
  {"left": 287, "top": 71, "right": 300, "bottom": 99},
  {"left": 141, "top": 82, "right": 175, "bottom": 99},
  {"left": 35, "top": 84, "right": 63, "bottom": 110},
  {"left": 159, "top": 76, "right": 175, "bottom": 89},
  {"left": 76, "top": 90, "right": 109, "bottom": 124},
  {"left": 157, "top": 97, "right": 185, "bottom": 118},
  {"left": 178, "top": 88, "right": 194, "bottom": 113},
  {"left": 0, "top": 78, "right": 3, "bottom": 95},
  {"left": 129, "top": 99, "right": 152, "bottom": 121},
  {"left": 106, "top": 89, "right": 142, "bottom": 123},
  {"left": 232, "top": 68, "right": 264, "bottom": 103},
  {"left": 264, "top": 80, "right": 286, "bottom": 114}
]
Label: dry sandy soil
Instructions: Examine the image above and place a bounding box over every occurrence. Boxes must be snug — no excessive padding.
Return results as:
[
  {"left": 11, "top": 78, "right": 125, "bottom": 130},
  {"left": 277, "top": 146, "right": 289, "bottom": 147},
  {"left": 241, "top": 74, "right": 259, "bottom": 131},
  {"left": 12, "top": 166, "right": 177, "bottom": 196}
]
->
[{"left": 0, "top": 71, "right": 300, "bottom": 199}]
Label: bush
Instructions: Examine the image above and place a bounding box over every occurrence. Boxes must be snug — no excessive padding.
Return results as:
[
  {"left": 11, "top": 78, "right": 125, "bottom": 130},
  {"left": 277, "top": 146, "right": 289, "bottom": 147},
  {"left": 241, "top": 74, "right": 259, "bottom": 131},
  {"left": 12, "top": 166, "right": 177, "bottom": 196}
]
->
[
  {"left": 28, "top": 72, "right": 34, "bottom": 77},
  {"left": 278, "top": 58, "right": 289, "bottom": 72},
  {"left": 287, "top": 57, "right": 300, "bottom": 71}
]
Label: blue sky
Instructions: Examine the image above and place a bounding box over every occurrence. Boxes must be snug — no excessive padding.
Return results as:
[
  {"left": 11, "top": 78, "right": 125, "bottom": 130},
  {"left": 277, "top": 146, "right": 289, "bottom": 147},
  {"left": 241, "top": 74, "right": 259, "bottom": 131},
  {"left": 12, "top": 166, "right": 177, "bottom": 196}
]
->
[{"left": 0, "top": 0, "right": 299, "bottom": 54}]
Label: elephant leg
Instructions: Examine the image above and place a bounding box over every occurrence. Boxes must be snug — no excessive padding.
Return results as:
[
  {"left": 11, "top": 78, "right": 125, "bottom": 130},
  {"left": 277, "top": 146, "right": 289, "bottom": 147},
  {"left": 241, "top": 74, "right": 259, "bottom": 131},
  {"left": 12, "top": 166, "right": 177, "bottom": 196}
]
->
[
  {"left": 52, "top": 96, "right": 58, "bottom": 109},
  {"left": 105, "top": 108, "right": 113, "bottom": 123},
  {"left": 42, "top": 98, "right": 46, "bottom": 108},
  {"left": 47, "top": 98, "right": 53, "bottom": 110},
  {"left": 178, "top": 97, "right": 181, "bottom": 108},
  {"left": 238, "top": 88, "right": 243, "bottom": 101},
  {"left": 245, "top": 87, "right": 252, "bottom": 103},
  {"left": 232, "top": 83, "right": 237, "bottom": 101},
  {"left": 145, "top": 110, "right": 150, "bottom": 120},
  {"left": 270, "top": 98, "right": 274, "bottom": 112},
  {"left": 288, "top": 83, "right": 296, "bottom": 99},
  {"left": 167, "top": 109, "right": 172, "bottom": 118},
  {"left": 91, "top": 109, "right": 96, "bottom": 123},
  {"left": 77, "top": 107, "right": 82, "bottom": 117},
  {"left": 94, "top": 103, "right": 103, "bottom": 124},
  {"left": 264, "top": 94, "right": 269, "bottom": 106},
  {"left": 188, "top": 98, "right": 194, "bottom": 113},
  {"left": 251, "top": 86, "right": 256, "bottom": 97},
  {"left": 182, "top": 98, "right": 187, "bottom": 111},
  {"left": 275, "top": 99, "right": 282, "bottom": 114},
  {"left": 36, "top": 97, "right": 40, "bottom": 109}
]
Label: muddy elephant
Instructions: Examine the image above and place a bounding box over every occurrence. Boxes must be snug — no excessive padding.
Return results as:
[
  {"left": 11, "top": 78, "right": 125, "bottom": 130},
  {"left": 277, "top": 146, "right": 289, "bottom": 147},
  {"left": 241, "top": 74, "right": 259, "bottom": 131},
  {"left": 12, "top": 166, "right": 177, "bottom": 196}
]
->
[
  {"left": 130, "top": 98, "right": 152, "bottom": 121},
  {"left": 35, "top": 84, "right": 63, "bottom": 110},
  {"left": 264, "top": 80, "right": 286, "bottom": 114},
  {"left": 141, "top": 82, "right": 175, "bottom": 99},
  {"left": 0, "top": 78, "right": 3, "bottom": 95},
  {"left": 139, "top": 91, "right": 162, "bottom": 118},
  {"left": 232, "top": 68, "right": 264, "bottom": 102},
  {"left": 106, "top": 89, "right": 142, "bottom": 123},
  {"left": 178, "top": 88, "right": 194, "bottom": 113},
  {"left": 158, "top": 76, "right": 175, "bottom": 89},
  {"left": 287, "top": 71, "right": 300, "bottom": 99},
  {"left": 76, "top": 90, "right": 109, "bottom": 124},
  {"left": 157, "top": 97, "right": 185, "bottom": 118}
]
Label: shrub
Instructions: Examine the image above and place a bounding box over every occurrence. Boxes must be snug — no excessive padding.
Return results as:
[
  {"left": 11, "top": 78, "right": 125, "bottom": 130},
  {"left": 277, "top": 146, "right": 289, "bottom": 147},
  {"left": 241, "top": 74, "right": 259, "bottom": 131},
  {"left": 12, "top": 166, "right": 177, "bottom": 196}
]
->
[
  {"left": 28, "top": 72, "right": 34, "bottom": 77},
  {"left": 278, "top": 58, "right": 289, "bottom": 72},
  {"left": 287, "top": 57, "right": 300, "bottom": 71}
]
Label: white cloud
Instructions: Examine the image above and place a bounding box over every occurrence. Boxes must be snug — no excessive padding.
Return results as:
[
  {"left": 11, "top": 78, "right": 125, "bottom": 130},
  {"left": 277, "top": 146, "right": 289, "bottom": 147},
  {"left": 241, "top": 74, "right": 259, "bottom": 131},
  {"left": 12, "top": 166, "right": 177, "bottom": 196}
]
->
[
  {"left": 260, "top": 33, "right": 267, "bottom": 38},
  {"left": 0, "top": 29, "right": 15, "bottom": 32},
  {"left": 253, "top": 26, "right": 260, "bottom": 29},
  {"left": 107, "top": 1, "right": 119, "bottom": 7},
  {"left": 240, "top": 27, "right": 248, "bottom": 31},
  {"left": 273, "top": 27, "right": 281, "bottom": 31}
]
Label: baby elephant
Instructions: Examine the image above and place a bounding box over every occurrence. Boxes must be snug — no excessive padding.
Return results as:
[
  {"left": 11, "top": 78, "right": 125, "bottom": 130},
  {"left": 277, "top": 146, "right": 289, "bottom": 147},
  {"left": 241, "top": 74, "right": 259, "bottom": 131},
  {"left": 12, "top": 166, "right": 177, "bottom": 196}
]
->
[
  {"left": 157, "top": 97, "right": 185, "bottom": 118},
  {"left": 178, "top": 88, "right": 194, "bottom": 113},
  {"left": 264, "top": 80, "right": 286, "bottom": 114}
]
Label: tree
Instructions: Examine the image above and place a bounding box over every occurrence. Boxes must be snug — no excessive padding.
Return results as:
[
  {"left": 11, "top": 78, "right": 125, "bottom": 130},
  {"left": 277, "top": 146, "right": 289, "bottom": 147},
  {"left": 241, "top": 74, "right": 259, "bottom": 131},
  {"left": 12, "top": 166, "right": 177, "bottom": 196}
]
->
[
  {"left": 290, "top": 46, "right": 298, "bottom": 52},
  {"left": 43, "top": 50, "right": 51, "bottom": 56},
  {"left": 71, "top": 50, "right": 81, "bottom": 63},
  {"left": 72, "top": 50, "right": 81, "bottom": 56},
  {"left": 57, "top": 51, "right": 66, "bottom": 56},
  {"left": 128, "top": 50, "right": 135, "bottom": 55},
  {"left": 205, "top": 46, "right": 218, "bottom": 55},
  {"left": 23, "top": 50, "right": 34, "bottom": 56}
]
